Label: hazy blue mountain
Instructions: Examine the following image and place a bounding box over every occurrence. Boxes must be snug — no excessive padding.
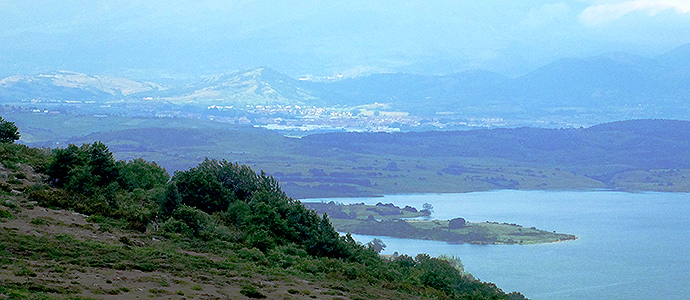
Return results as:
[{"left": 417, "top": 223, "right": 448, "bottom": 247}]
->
[
  {"left": 0, "top": 71, "right": 164, "bottom": 102},
  {"left": 1, "top": 44, "right": 689, "bottom": 121},
  {"left": 154, "top": 67, "right": 319, "bottom": 106},
  {"left": 305, "top": 70, "right": 510, "bottom": 114},
  {"left": 507, "top": 52, "right": 666, "bottom": 107},
  {"left": 655, "top": 42, "right": 690, "bottom": 93},
  {"left": 657, "top": 41, "right": 690, "bottom": 70}
]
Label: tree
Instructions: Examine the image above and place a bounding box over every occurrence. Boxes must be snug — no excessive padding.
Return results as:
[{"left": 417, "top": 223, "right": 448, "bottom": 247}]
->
[
  {"left": 117, "top": 158, "right": 169, "bottom": 191},
  {"left": 48, "top": 142, "right": 118, "bottom": 193},
  {"left": 161, "top": 182, "right": 181, "bottom": 217},
  {"left": 448, "top": 217, "right": 466, "bottom": 229},
  {"left": 422, "top": 202, "right": 434, "bottom": 214},
  {"left": 0, "top": 117, "right": 20, "bottom": 143},
  {"left": 367, "top": 238, "right": 386, "bottom": 253}
]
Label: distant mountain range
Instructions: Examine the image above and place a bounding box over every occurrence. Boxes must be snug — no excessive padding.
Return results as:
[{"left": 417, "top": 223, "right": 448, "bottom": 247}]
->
[
  {"left": 1, "top": 42, "right": 689, "bottom": 120},
  {"left": 0, "top": 71, "right": 165, "bottom": 101}
]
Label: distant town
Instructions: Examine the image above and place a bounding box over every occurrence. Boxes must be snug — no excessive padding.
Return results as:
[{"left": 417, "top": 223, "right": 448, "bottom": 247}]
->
[{"left": 2, "top": 100, "right": 510, "bottom": 134}]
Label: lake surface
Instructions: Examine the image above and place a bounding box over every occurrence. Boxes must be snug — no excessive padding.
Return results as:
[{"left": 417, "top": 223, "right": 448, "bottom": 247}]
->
[{"left": 304, "top": 191, "right": 690, "bottom": 300}]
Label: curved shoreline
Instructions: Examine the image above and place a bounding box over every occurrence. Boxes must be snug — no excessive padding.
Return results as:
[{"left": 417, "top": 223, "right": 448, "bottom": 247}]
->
[{"left": 303, "top": 201, "right": 577, "bottom": 245}]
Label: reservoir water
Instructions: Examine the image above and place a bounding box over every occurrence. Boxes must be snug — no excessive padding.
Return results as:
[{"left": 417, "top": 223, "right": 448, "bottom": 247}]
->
[{"left": 304, "top": 191, "right": 690, "bottom": 300}]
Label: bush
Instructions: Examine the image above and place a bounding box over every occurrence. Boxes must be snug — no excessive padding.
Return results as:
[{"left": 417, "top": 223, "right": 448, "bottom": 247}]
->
[
  {"left": 28, "top": 187, "right": 110, "bottom": 216},
  {"left": 159, "top": 217, "right": 192, "bottom": 237},
  {"left": 416, "top": 254, "right": 462, "bottom": 294},
  {"left": 0, "top": 208, "right": 13, "bottom": 219},
  {"left": 237, "top": 247, "right": 267, "bottom": 264},
  {"left": 245, "top": 228, "right": 276, "bottom": 252},
  {"left": 436, "top": 255, "right": 467, "bottom": 275},
  {"left": 172, "top": 158, "right": 285, "bottom": 214},
  {"left": 240, "top": 285, "right": 266, "bottom": 299},
  {"left": 0, "top": 143, "right": 51, "bottom": 172},
  {"left": 48, "top": 142, "right": 118, "bottom": 191},
  {"left": 267, "top": 244, "right": 307, "bottom": 268},
  {"left": 171, "top": 205, "right": 212, "bottom": 237}
]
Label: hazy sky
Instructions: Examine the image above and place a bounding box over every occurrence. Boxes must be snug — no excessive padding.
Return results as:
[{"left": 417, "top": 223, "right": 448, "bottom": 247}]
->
[{"left": 1, "top": 0, "right": 689, "bottom": 78}]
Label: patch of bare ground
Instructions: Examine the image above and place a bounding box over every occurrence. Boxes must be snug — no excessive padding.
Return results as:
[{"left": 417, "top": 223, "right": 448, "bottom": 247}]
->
[
  {"left": 1, "top": 265, "right": 353, "bottom": 299},
  {"left": 2, "top": 206, "right": 123, "bottom": 244},
  {"left": 0, "top": 205, "right": 422, "bottom": 300}
]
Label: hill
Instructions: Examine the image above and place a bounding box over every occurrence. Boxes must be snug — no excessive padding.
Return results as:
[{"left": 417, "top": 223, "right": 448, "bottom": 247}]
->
[
  {"left": 15, "top": 115, "right": 690, "bottom": 198},
  {"left": 0, "top": 138, "right": 527, "bottom": 299},
  {"left": 157, "top": 68, "right": 321, "bottom": 106},
  {"left": 0, "top": 71, "right": 164, "bottom": 102}
]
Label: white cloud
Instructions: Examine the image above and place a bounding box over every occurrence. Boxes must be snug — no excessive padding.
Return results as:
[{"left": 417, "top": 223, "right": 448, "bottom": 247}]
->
[{"left": 579, "top": 0, "right": 690, "bottom": 25}]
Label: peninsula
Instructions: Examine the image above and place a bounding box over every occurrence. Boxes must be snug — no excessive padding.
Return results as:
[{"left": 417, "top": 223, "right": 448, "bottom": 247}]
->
[{"left": 304, "top": 201, "right": 577, "bottom": 245}]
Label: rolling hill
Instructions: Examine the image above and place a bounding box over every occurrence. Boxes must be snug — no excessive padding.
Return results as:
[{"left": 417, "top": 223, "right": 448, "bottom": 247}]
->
[
  {"left": 0, "top": 71, "right": 164, "bottom": 102},
  {"left": 20, "top": 117, "right": 690, "bottom": 198}
]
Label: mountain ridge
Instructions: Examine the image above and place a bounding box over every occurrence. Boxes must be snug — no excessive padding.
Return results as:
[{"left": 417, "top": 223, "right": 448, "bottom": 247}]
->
[{"left": 1, "top": 44, "right": 689, "bottom": 121}]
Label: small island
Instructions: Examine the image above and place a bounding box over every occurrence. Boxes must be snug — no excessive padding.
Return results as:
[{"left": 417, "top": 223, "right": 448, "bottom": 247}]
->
[{"left": 304, "top": 201, "right": 577, "bottom": 245}]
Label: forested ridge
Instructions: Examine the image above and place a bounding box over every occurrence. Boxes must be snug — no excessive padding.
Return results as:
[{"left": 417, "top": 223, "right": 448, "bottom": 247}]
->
[
  {"left": 0, "top": 119, "right": 527, "bottom": 299},
  {"left": 299, "top": 119, "right": 690, "bottom": 169},
  {"left": 22, "top": 118, "right": 690, "bottom": 197}
]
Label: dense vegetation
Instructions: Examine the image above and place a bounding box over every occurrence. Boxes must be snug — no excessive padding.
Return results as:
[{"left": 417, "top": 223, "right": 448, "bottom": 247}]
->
[
  {"left": 0, "top": 123, "right": 528, "bottom": 299},
  {"left": 299, "top": 119, "right": 690, "bottom": 169}
]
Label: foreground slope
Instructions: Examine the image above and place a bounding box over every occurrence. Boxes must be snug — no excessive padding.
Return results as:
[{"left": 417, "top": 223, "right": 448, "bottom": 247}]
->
[{"left": 0, "top": 139, "right": 527, "bottom": 299}]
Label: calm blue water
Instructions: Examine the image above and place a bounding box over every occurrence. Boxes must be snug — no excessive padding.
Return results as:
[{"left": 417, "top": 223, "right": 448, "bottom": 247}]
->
[{"left": 304, "top": 191, "right": 690, "bottom": 300}]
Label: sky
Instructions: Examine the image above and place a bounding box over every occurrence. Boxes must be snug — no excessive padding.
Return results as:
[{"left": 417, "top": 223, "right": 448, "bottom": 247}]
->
[{"left": 1, "top": 0, "right": 689, "bottom": 79}]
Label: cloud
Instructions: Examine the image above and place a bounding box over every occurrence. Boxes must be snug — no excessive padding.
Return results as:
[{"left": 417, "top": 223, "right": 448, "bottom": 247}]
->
[{"left": 579, "top": 0, "right": 690, "bottom": 25}]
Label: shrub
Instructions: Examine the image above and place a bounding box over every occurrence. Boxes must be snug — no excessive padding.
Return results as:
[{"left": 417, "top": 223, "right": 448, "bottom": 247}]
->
[
  {"left": 436, "top": 255, "right": 467, "bottom": 275},
  {"left": 0, "top": 143, "right": 51, "bottom": 172},
  {"left": 237, "top": 247, "right": 267, "bottom": 264},
  {"left": 240, "top": 285, "right": 266, "bottom": 298},
  {"left": 28, "top": 187, "right": 109, "bottom": 215},
  {"left": 30, "top": 217, "right": 51, "bottom": 226},
  {"left": 0, "top": 208, "right": 13, "bottom": 219},
  {"left": 245, "top": 228, "right": 276, "bottom": 252},
  {"left": 159, "top": 217, "right": 192, "bottom": 237},
  {"left": 171, "top": 205, "right": 212, "bottom": 237}
]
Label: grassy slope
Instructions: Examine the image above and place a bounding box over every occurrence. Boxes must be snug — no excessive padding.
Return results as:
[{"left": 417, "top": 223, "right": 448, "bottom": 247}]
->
[
  {"left": 0, "top": 141, "right": 527, "bottom": 300},
  {"left": 0, "top": 205, "right": 432, "bottom": 300}
]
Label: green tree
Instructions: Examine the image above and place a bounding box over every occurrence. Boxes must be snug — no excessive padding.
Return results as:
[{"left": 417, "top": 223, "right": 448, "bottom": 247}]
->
[
  {"left": 161, "top": 182, "right": 181, "bottom": 217},
  {"left": 117, "top": 158, "right": 169, "bottom": 191},
  {"left": 367, "top": 238, "right": 386, "bottom": 253},
  {"left": 0, "top": 117, "right": 20, "bottom": 143},
  {"left": 48, "top": 142, "right": 118, "bottom": 194},
  {"left": 88, "top": 141, "right": 118, "bottom": 187},
  {"left": 436, "top": 255, "right": 467, "bottom": 275}
]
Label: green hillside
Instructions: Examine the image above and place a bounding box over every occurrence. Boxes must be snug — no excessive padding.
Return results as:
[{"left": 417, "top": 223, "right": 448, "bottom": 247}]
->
[{"left": 0, "top": 121, "right": 527, "bottom": 299}]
